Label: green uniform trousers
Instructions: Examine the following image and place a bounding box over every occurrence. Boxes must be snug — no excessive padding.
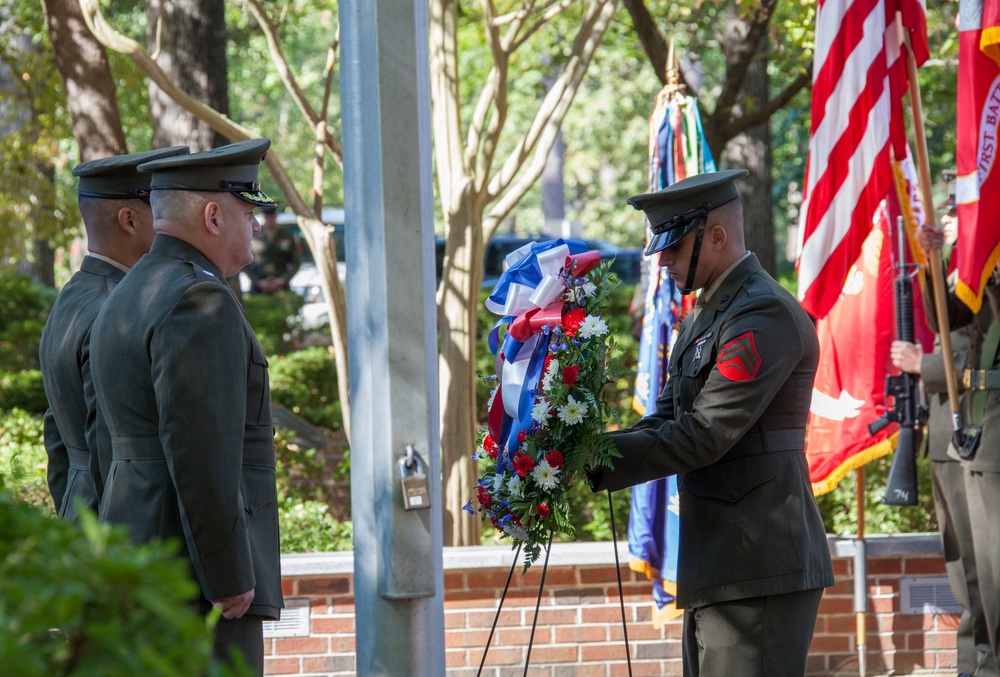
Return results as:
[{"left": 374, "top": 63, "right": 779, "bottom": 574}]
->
[
  {"left": 681, "top": 587, "right": 824, "bottom": 677},
  {"left": 933, "top": 461, "right": 998, "bottom": 676}
]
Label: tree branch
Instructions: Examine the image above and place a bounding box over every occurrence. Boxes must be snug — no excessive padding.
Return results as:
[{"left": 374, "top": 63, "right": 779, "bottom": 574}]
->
[
  {"left": 718, "top": 70, "right": 811, "bottom": 139},
  {"left": 245, "top": 0, "right": 342, "bottom": 169},
  {"left": 485, "top": 0, "right": 617, "bottom": 227},
  {"left": 711, "top": 0, "right": 777, "bottom": 118}
]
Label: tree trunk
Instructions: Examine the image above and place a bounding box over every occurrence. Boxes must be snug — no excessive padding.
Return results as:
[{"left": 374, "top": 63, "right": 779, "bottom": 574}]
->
[
  {"left": 42, "top": 0, "right": 128, "bottom": 161},
  {"left": 541, "top": 131, "right": 566, "bottom": 236},
  {"left": 722, "top": 18, "right": 775, "bottom": 276},
  {"left": 146, "top": 0, "right": 229, "bottom": 151},
  {"left": 437, "top": 200, "right": 484, "bottom": 547}
]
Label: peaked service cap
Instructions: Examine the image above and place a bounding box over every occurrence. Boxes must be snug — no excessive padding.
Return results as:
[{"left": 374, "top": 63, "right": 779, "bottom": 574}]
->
[
  {"left": 137, "top": 138, "right": 277, "bottom": 208},
  {"left": 72, "top": 146, "right": 189, "bottom": 200},
  {"left": 628, "top": 169, "right": 750, "bottom": 256}
]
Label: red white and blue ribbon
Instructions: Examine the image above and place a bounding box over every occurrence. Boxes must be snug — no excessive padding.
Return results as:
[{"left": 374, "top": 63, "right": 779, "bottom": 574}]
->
[{"left": 484, "top": 239, "right": 600, "bottom": 461}]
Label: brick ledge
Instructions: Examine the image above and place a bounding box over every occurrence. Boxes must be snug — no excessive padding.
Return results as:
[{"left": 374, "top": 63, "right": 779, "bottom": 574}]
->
[{"left": 279, "top": 533, "right": 941, "bottom": 577}]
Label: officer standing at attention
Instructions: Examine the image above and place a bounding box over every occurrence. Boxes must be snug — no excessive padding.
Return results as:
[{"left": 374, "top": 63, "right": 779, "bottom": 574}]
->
[
  {"left": 90, "top": 139, "right": 283, "bottom": 675},
  {"left": 917, "top": 219, "right": 1000, "bottom": 676},
  {"left": 38, "top": 146, "right": 188, "bottom": 521},
  {"left": 245, "top": 203, "right": 300, "bottom": 293},
  {"left": 891, "top": 191, "right": 998, "bottom": 677},
  {"left": 589, "top": 169, "right": 834, "bottom": 677}
]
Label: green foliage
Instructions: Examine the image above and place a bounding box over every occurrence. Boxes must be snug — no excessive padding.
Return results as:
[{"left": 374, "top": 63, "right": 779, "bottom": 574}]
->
[
  {"left": 0, "top": 489, "right": 249, "bottom": 677},
  {"left": 815, "top": 454, "right": 936, "bottom": 535},
  {"left": 268, "top": 346, "right": 340, "bottom": 430},
  {"left": 0, "top": 369, "right": 47, "bottom": 415},
  {"left": 275, "top": 425, "right": 351, "bottom": 553},
  {"left": 0, "top": 271, "right": 57, "bottom": 372},
  {"left": 242, "top": 290, "right": 306, "bottom": 356},
  {"left": 0, "top": 408, "right": 50, "bottom": 511},
  {"left": 0, "top": 0, "right": 77, "bottom": 265},
  {"left": 278, "top": 500, "right": 353, "bottom": 554}
]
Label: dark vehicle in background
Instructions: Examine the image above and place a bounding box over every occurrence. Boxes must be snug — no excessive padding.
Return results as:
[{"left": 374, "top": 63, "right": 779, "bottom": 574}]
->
[
  {"left": 258, "top": 215, "right": 643, "bottom": 332},
  {"left": 480, "top": 235, "right": 643, "bottom": 289}
]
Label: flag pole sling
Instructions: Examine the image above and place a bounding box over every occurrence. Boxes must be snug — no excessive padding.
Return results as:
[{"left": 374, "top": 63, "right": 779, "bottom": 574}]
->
[{"left": 902, "top": 20, "right": 963, "bottom": 422}]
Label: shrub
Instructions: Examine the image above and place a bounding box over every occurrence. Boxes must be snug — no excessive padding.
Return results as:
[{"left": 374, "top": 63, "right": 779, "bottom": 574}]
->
[
  {"left": 268, "top": 346, "right": 341, "bottom": 430},
  {"left": 815, "top": 453, "right": 936, "bottom": 535},
  {"left": 0, "top": 408, "right": 50, "bottom": 511},
  {"left": 0, "top": 271, "right": 57, "bottom": 373},
  {"left": 0, "top": 489, "right": 249, "bottom": 676},
  {"left": 0, "top": 369, "right": 48, "bottom": 415},
  {"left": 242, "top": 290, "right": 305, "bottom": 356}
]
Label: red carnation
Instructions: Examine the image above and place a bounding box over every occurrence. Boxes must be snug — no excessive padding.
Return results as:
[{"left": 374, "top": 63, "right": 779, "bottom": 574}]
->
[
  {"left": 517, "top": 430, "right": 527, "bottom": 443},
  {"left": 545, "top": 450, "right": 564, "bottom": 468},
  {"left": 477, "top": 485, "right": 492, "bottom": 509},
  {"left": 513, "top": 453, "right": 535, "bottom": 477},
  {"left": 488, "top": 445, "right": 499, "bottom": 459},
  {"left": 536, "top": 503, "right": 550, "bottom": 517},
  {"left": 562, "top": 365, "right": 579, "bottom": 387},
  {"left": 543, "top": 353, "right": 555, "bottom": 374},
  {"left": 562, "top": 308, "right": 587, "bottom": 337}
]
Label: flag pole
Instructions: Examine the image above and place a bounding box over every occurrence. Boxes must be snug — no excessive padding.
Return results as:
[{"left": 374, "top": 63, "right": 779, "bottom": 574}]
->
[
  {"left": 854, "top": 466, "right": 867, "bottom": 677},
  {"left": 901, "top": 23, "right": 963, "bottom": 430}
]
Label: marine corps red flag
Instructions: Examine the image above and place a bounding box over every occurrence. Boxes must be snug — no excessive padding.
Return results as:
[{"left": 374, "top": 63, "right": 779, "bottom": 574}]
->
[
  {"left": 955, "top": 0, "right": 1000, "bottom": 312},
  {"left": 807, "top": 172, "right": 934, "bottom": 493}
]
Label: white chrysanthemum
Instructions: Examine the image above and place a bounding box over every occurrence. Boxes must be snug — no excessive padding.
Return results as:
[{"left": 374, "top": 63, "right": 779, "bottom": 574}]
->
[
  {"left": 531, "top": 398, "right": 551, "bottom": 427},
  {"left": 530, "top": 460, "right": 560, "bottom": 490},
  {"left": 487, "top": 386, "right": 499, "bottom": 410},
  {"left": 492, "top": 471, "right": 506, "bottom": 493},
  {"left": 503, "top": 522, "right": 529, "bottom": 541},
  {"left": 541, "top": 358, "right": 560, "bottom": 392},
  {"left": 578, "top": 315, "right": 608, "bottom": 339},
  {"left": 580, "top": 280, "right": 597, "bottom": 297},
  {"left": 507, "top": 474, "right": 523, "bottom": 497},
  {"left": 557, "top": 394, "right": 588, "bottom": 425}
]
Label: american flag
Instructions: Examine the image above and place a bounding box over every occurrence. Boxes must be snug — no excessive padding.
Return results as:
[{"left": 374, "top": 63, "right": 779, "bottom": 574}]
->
[{"left": 797, "top": 0, "right": 928, "bottom": 319}]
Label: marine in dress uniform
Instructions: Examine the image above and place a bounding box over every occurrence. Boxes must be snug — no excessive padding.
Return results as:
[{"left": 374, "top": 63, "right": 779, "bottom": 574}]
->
[
  {"left": 90, "top": 139, "right": 283, "bottom": 675},
  {"left": 893, "top": 196, "right": 998, "bottom": 677},
  {"left": 917, "top": 221, "right": 1000, "bottom": 677},
  {"left": 590, "top": 170, "right": 835, "bottom": 677},
  {"left": 38, "top": 146, "right": 188, "bottom": 521},
  {"left": 245, "top": 204, "right": 300, "bottom": 294}
]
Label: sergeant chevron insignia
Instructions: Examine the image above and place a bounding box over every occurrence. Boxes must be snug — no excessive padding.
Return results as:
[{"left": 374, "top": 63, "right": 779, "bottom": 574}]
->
[{"left": 717, "top": 330, "right": 761, "bottom": 381}]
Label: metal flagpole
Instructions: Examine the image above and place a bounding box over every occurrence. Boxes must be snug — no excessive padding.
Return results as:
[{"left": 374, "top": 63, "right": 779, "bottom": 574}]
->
[
  {"left": 340, "top": 1, "right": 445, "bottom": 674},
  {"left": 855, "top": 466, "right": 867, "bottom": 677},
  {"left": 900, "top": 20, "right": 962, "bottom": 433}
]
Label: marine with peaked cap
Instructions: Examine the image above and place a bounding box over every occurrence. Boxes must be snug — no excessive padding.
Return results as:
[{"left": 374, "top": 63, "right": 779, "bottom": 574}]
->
[
  {"left": 590, "top": 169, "right": 834, "bottom": 677},
  {"left": 38, "top": 145, "right": 188, "bottom": 522},
  {"left": 90, "top": 138, "right": 282, "bottom": 676}
]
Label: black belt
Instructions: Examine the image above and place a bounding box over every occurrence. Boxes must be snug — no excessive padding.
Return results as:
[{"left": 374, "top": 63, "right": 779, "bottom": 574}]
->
[
  {"left": 112, "top": 436, "right": 274, "bottom": 467},
  {"left": 728, "top": 428, "right": 805, "bottom": 458},
  {"left": 963, "top": 368, "right": 1000, "bottom": 391}
]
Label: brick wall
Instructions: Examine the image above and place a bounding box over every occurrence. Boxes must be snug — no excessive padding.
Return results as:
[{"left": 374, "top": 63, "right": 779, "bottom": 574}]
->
[{"left": 265, "top": 535, "right": 958, "bottom": 676}]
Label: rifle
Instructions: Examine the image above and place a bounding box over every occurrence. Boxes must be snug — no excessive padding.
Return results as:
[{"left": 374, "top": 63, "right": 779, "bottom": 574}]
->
[{"left": 868, "top": 216, "right": 928, "bottom": 506}]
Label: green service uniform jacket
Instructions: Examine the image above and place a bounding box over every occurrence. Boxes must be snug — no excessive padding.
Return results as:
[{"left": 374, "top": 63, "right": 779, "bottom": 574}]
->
[
  {"left": 38, "top": 255, "right": 124, "bottom": 519},
  {"left": 596, "top": 254, "right": 834, "bottom": 609},
  {"left": 91, "top": 235, "right": 283, "bottom": 620}
]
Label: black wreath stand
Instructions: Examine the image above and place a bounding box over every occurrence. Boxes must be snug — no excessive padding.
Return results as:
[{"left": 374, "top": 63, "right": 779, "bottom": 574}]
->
[{"left": 476, "top": 493, "right": 634, "bottom": 676}]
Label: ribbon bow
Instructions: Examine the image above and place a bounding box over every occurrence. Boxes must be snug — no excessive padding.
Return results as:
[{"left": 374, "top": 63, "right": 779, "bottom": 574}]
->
[{"left": 484, "top": 239, "right": 602, "bottom": 459}]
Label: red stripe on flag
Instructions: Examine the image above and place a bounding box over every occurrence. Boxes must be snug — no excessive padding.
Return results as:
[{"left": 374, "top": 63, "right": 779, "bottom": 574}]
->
[{"left": 797, "top": 0, "right": 926, "bottom": 320}]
